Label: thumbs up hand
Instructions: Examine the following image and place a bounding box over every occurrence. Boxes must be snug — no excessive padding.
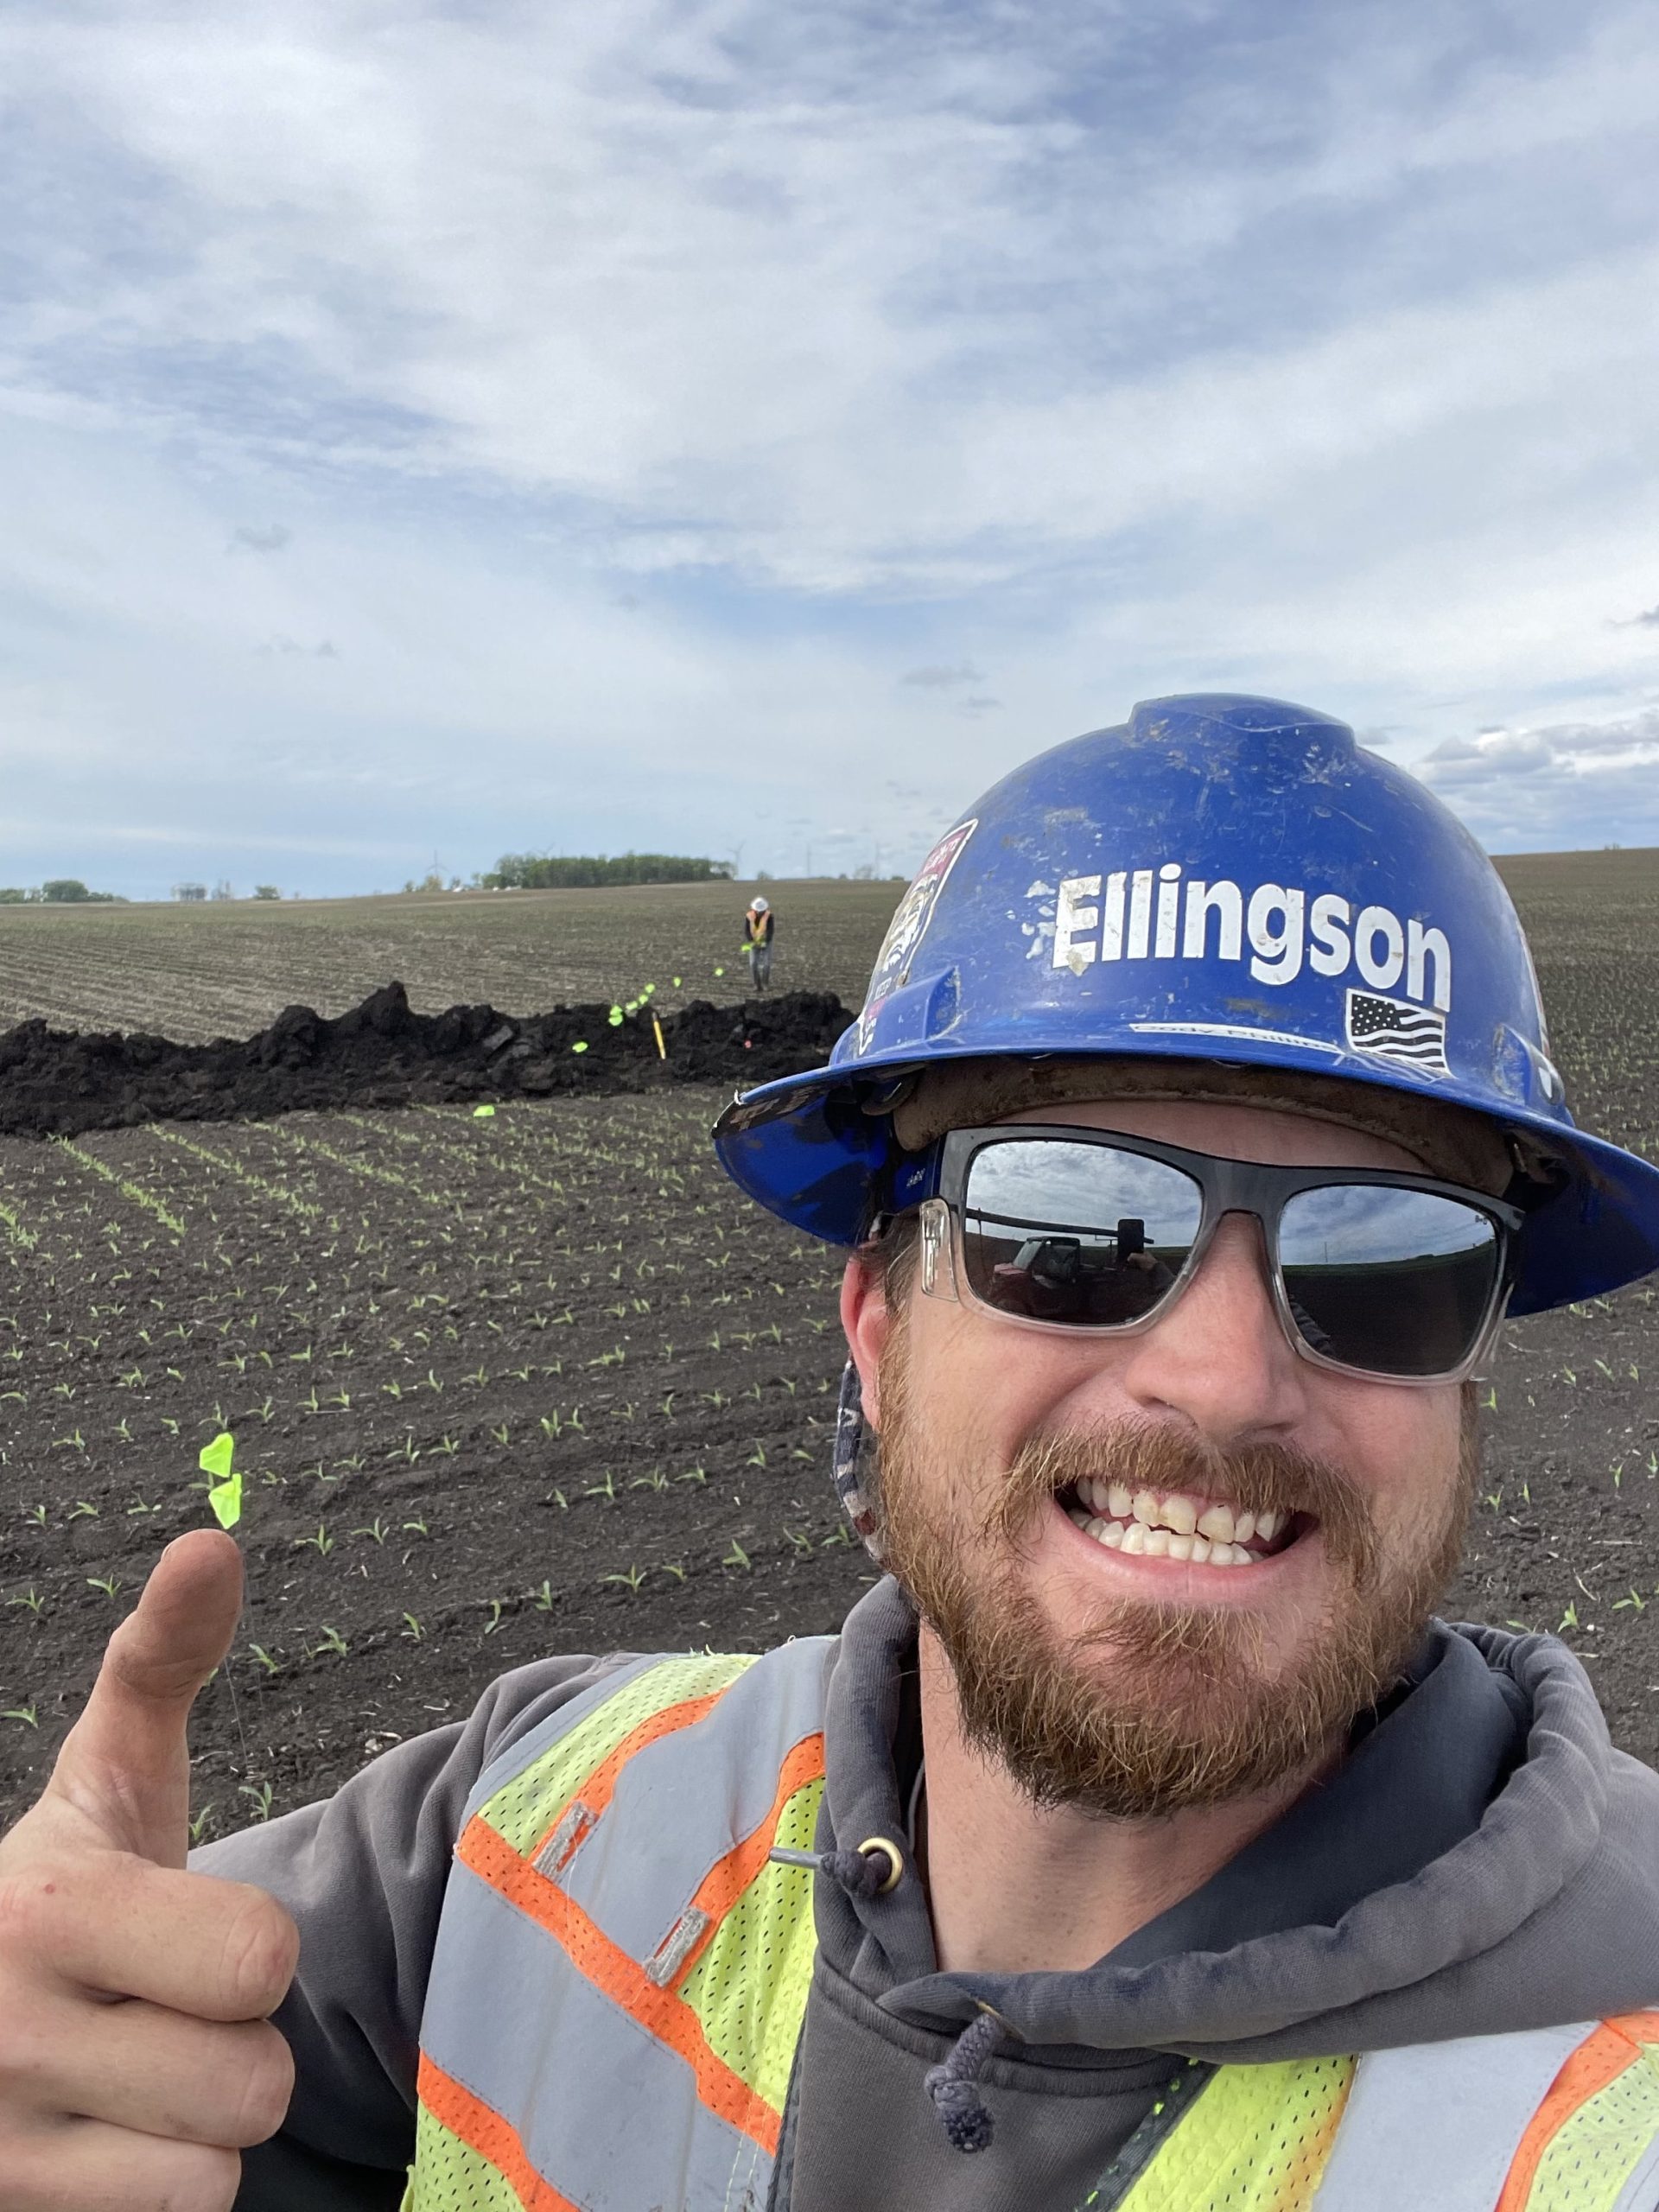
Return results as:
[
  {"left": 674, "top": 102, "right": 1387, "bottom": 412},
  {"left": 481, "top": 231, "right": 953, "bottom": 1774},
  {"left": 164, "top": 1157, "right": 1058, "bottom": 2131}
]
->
[{"left": 0, "top": 1532, "right": 299, "bottom": 2210}]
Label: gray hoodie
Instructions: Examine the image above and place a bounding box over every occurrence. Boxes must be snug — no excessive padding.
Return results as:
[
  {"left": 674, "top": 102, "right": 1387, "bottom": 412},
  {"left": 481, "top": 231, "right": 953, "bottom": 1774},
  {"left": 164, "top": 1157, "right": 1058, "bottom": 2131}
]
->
[{"left": 200, "top": 1578, "right": 1659, "bottom": 2212}]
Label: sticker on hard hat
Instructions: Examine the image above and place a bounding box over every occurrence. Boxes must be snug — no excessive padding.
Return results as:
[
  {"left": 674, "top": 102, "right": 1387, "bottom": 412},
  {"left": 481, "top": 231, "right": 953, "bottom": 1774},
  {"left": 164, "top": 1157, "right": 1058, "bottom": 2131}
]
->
[
  {"left": 1344, "top": 989, "right": 1450, "bottom": 1075},
  {"left": 1043, "top": 868, "right": 1452, "bottom": 1012},
  {"left": 857, "top": 819, "right": 978, "bottom": 1052},
  {"left": 1131, "top": 1021, "right": 1344, "bottom": 1055}
]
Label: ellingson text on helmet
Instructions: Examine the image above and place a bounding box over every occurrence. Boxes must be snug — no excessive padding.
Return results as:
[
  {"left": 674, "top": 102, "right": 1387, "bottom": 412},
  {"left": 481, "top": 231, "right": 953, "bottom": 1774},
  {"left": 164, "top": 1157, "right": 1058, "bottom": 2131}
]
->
[{"left": 1049, "top": 868, "right": 1452, "bottom": 1010}]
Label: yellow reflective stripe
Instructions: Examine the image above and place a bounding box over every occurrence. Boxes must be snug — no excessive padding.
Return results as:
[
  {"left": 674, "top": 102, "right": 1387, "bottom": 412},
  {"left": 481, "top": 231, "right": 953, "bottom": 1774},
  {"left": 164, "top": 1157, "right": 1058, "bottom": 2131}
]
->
[
  {"left": 678, "top": 1775, "right": 823, "bottom": 2113},
  {"left": 1118, "top": 2054, "right": 1355, "bottom": 2212},
  {"left": 1525, "top": 2038, "right": 1659, "bottom": 2212},
  {"left": 406, "top": 2102, "right": 533, "bottom": 2211},
  {"left": 480, "top": 1653, "right": 753, "bottom": 1854}
]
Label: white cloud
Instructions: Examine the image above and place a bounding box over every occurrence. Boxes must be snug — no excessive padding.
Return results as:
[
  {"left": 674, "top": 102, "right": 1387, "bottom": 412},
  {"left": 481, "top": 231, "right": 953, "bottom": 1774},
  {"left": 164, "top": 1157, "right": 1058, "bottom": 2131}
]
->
[
  {"left": 0, "top": 1, "right": 1657, "bottom": 883},
  {"left": 1415, "top": 709, "right": 1659, "bottom": 848}
]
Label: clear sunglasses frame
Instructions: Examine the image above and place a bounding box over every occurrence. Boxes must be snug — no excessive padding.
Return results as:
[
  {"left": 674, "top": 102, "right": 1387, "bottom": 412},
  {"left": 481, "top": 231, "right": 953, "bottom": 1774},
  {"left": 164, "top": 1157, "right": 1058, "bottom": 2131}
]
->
[{"left": 906, "top": 1124, "right": 1526, "bottom": 1388}]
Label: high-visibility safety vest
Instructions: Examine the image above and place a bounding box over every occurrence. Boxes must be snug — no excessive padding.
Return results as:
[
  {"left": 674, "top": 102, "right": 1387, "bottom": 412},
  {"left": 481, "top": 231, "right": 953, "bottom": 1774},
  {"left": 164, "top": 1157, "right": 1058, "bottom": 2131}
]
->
[{"left": 403, "top": 1640, "right": 1659, "bottom": 2212}]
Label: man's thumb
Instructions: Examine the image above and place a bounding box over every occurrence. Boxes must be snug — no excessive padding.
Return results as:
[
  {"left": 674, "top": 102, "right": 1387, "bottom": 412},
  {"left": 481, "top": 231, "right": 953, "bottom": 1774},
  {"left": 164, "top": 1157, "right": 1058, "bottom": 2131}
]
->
[{"left": 42, "top": 1529, "right": 244, "bottom": 1867}]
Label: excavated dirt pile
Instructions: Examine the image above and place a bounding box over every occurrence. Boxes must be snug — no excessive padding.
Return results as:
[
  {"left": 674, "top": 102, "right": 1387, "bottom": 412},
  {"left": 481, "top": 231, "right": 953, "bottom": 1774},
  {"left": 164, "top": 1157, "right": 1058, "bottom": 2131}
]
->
[{"left": 0, "top": 982, "right": 854, "bottom": 1138}]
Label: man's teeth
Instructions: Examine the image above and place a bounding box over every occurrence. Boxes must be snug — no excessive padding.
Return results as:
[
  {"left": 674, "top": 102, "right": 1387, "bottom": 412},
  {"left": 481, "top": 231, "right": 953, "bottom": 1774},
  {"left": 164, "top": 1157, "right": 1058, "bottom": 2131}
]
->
[{"left": 1068, "top": 1479, "right": 1287, "bottom": 1567}]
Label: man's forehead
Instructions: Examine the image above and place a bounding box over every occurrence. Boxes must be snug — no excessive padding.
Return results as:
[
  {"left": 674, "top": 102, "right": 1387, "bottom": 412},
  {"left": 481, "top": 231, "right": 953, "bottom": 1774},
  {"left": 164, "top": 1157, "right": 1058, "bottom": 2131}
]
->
[
  {"left": 888, "top": 1054, "right": 1514, "bottom": 1195},
  {"left": 1001, "top": 1094, "right": 1425, "bottom": 1173}
]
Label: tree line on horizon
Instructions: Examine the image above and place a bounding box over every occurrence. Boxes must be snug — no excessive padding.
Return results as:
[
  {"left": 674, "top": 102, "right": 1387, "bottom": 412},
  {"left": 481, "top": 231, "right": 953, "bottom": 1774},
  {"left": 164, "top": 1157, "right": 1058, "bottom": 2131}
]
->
[
  {"left": 0, "top": 880, "right": 124, "bottom": 905},
  {"left": 480, "top": 852, "right": 735, "bottom": 890}
]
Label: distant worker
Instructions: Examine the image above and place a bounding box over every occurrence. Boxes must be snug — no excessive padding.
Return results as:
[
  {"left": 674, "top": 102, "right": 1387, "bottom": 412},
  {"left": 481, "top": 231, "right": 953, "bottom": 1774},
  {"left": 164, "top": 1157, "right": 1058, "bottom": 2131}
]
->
[{"left": 744, "top": 893, "right": 775, "bottom": 990}]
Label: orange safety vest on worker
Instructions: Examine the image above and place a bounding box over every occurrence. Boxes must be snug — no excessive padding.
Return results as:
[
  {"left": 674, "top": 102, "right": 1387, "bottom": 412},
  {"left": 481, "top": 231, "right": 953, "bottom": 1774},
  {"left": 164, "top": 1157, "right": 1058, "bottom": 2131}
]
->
[{"left": 399, "top": 1642, "right": 1659, "bottom": 2212}]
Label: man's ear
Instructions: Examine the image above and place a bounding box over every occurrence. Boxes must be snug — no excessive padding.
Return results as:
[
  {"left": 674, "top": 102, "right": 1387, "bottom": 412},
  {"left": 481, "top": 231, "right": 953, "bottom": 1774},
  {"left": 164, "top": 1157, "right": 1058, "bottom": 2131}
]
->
[{"left": 840, "top": 1252, "right": 894, "bottom": 1431}]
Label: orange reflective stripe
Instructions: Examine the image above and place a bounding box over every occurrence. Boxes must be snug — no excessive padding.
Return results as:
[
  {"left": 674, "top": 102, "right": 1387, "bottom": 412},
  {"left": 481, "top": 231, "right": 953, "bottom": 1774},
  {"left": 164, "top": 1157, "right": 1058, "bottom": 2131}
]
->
[
  {"left": 416, "top": 2052, "right": 582, "bottom": 2212},
  {"left": 458, "top": 1815, "right": 783, "bottom": 2154},
  {"left": 526, "top": 1689, "right": 726, "bottom": 1864},
  {"left": 661, "top": 1731, "right": 826, "bottom": 1990},
  {"left": 1497, "top": 2014, "right": 1659, "bottom": 2212}
]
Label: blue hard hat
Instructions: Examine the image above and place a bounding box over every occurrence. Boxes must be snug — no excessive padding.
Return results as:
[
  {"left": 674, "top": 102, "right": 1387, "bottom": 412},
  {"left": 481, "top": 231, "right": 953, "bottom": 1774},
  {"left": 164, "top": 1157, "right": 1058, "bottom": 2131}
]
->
[{"left": 713, "top": 693, "right": 1659, "bottom": 1316}]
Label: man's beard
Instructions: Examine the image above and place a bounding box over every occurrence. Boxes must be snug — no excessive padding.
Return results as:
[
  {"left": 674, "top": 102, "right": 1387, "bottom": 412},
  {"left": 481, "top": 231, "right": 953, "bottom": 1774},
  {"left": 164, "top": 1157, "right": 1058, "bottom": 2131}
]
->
[{"left": 873, "top": 1325, "right": 1478, "bottom": 1821}]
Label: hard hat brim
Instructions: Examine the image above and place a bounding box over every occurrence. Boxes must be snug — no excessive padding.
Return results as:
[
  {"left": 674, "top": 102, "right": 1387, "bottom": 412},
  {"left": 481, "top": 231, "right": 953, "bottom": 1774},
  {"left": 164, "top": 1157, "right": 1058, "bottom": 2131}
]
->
[{"left": 712, "top": 1028, "right": 1659, "bottom": 1318}]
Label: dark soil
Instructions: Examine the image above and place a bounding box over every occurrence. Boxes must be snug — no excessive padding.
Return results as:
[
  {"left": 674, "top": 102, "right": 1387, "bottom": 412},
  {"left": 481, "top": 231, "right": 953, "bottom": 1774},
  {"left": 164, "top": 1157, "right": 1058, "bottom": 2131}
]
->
[
  {"left": 0, "top": 1090, "right": 874, "bottom": 1834},
  {"left": 0, "top": 896, "right": 1656, "bottom": 1840},
  {"left": 0, "top": 982, "right": 852, "bottom": 1140}
]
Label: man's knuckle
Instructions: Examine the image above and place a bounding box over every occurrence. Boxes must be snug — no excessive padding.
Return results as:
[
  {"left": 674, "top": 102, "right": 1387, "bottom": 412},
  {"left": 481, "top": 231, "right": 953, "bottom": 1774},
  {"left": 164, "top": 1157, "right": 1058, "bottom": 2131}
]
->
[
  {"left": 0, "top": 1863, "right": 70, "bottom": 1958},
  {"left": 2, "top": 2137, "right": 235, "bottom": 2212},
  {"left": 0, "top": 1990, "right": 45, "bottom": 2086},
  {"left": 217, "top": 1891, "right": 296, "bottom": 2014},
  {"left": 162, "top": 2142, "right": 244, "bottom": 2212},
  {"left": 229, "top": 2025, "right": 295, "bottom": 2145}
]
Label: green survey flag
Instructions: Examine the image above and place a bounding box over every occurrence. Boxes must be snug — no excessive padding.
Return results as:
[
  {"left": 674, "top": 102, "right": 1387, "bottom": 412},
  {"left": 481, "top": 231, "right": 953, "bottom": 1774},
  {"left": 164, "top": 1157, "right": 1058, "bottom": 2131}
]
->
[
  {"left": 474, "top": 1103, "right": 496, "bottom": 1118},
  {"left": 199, "top": 1431, "right": 243, "bottom": 1531}
]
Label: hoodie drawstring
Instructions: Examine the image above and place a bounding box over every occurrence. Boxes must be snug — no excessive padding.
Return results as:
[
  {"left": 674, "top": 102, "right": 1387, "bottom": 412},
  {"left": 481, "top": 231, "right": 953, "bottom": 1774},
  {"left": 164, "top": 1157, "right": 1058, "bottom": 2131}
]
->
[
  {"left": 769, "top": 1830, "right": 1009, "bottom": 2153},
  {"left": 925, "top": 2009, "right": 1004, "bottom": 2153},
  {"left": 768, "top": 1834, "right": 905, "bottom": 1897}
]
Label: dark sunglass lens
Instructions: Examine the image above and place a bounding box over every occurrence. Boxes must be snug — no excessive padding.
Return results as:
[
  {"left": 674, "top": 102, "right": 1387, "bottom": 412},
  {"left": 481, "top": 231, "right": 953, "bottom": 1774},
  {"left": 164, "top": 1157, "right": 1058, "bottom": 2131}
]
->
[
  {"left": 961, "top": 1141, "right": 1204, "bottom": 1326},
  {"left": 1278, "top": 1186, "right": 1502, "bottom": 1377}
]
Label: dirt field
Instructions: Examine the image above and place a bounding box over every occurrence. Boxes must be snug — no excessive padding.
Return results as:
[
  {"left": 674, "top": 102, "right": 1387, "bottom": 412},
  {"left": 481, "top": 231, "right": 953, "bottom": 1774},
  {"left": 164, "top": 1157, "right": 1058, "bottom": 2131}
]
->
[
  {"left": 0, "top": 852, "right": 1656, "bottom": 1833},
  {"left": 0, "top": 880, "right": 900, "bottom": 1041}
]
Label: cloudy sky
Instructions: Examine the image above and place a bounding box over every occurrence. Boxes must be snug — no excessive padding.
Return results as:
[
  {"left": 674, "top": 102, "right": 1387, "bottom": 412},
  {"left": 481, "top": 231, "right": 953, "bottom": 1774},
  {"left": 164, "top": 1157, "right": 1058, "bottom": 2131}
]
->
[{"left": 3, "top": 0, "right": 1659, "bottom": 896}]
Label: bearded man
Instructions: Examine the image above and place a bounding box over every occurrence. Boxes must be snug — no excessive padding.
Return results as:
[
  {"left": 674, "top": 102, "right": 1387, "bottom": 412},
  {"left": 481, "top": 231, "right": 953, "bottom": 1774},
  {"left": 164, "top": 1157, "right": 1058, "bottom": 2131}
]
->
[{"left": 3, "top": 694, "right": 1658, "bottom": 2212}]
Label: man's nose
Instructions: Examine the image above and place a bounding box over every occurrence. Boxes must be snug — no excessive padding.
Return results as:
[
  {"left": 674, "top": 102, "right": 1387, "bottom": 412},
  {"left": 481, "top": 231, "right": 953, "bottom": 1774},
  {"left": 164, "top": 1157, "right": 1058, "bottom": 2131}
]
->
[{"left": 1112, "top": 1211, "right": 1311, "bottom": 1446}]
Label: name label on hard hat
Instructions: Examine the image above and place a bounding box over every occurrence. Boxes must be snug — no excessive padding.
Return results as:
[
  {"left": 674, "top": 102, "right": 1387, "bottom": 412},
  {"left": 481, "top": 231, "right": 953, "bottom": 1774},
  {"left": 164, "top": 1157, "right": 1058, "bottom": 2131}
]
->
[
  {"left": 1046, "top": 868, "right": 1451, "bottom": 1005},
  {"left": 1042, "top": 868, "right": 1453, "bottom": 1075}
]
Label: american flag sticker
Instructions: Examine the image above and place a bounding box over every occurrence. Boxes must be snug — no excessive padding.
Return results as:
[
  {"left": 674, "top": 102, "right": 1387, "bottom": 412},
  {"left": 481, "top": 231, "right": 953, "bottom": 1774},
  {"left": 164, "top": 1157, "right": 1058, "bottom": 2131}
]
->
[{"left": 1345, "top": 989, "right": 1450, "bottom": 1075}]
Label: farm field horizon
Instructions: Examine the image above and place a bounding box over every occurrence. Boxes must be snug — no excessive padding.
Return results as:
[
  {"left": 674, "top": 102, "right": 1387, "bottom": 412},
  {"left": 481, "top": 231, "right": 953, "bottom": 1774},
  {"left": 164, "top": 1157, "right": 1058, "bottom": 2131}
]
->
[
  {"left": 0, "top": 878, "right": 905, "bottom": 1041},
  {"left": 1, "top": 851, "right": 1657, "bottom": 1834},
  {"left": 0, "top": 849, "right": 1649, "bottom": 1044}
]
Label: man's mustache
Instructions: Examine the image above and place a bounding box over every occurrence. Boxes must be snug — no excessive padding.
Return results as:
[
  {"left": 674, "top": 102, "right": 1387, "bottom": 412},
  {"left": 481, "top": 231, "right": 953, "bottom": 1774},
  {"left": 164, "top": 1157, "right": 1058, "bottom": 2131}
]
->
[{"left": 985, "top": 1421, "right": 1380, "bottom": 1586}]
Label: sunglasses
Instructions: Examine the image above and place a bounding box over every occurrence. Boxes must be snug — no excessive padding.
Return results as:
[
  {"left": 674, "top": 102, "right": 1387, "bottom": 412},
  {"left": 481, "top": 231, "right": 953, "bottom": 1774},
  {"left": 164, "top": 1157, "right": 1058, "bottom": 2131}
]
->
[{"left": 889, "top": 1126, "right": 1523, "bottom": 1384}]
